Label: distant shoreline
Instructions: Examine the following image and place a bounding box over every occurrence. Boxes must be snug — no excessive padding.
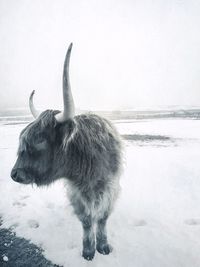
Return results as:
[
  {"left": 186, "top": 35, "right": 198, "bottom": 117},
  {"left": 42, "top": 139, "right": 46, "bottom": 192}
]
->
[{"left": 1, "top": 108, "right": 200, "bottom": 121}]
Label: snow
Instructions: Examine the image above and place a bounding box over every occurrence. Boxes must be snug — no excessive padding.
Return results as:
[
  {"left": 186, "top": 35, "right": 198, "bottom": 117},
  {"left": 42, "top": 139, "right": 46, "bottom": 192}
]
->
[
  {"left": 3, "top": 255, "right": 9, "bottom": 261},
  {"left": 0, "top": 119, "right": 200, "bottom": 266}
]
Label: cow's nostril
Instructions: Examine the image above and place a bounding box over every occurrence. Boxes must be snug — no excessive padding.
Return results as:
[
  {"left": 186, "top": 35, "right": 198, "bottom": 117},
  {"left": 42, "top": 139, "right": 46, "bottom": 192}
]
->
[{"left": 11, "top": 169, "right": 18, "bottom": 180}]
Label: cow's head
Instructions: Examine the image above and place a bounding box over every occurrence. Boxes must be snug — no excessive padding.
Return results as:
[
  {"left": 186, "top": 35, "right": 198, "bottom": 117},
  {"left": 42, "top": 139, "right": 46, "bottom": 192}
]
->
[{"left": 11, "top": 43, "right": 75, "bottom": 186}]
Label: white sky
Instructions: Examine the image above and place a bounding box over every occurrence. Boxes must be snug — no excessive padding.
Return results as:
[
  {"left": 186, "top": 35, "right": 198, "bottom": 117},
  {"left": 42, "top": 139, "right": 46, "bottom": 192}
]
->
[{"left": 0, "top": 0, "right": 200, "bottom": 110}]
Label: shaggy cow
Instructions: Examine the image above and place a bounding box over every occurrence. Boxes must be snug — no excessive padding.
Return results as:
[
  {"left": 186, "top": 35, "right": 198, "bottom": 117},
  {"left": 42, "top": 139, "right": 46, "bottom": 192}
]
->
[{"left": 11, "top": 43, "right": 122, "bottom": 260}]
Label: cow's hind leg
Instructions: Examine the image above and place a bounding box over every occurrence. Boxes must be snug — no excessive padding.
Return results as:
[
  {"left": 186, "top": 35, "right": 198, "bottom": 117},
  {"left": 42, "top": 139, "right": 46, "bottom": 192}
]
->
[{"left": 96, "top": 212, "right": 112, "bottom": 255}]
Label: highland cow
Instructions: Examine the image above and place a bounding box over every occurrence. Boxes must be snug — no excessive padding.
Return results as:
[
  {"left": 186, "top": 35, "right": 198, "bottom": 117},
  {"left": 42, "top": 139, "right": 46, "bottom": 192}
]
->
[{"left": 11, "top": 43, "right": 122, "bottom": 260}]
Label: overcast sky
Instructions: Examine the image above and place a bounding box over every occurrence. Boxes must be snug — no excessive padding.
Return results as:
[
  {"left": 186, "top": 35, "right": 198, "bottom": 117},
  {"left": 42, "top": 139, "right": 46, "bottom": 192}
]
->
[{"left": 0, "top": 0, "right": 200, "bottom": 111}]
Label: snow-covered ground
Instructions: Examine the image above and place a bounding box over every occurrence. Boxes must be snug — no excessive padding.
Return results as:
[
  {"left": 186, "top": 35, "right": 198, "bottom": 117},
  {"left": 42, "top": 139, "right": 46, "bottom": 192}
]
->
[{"left": 0, "top": 118, "right": 200, "bottom": 267}]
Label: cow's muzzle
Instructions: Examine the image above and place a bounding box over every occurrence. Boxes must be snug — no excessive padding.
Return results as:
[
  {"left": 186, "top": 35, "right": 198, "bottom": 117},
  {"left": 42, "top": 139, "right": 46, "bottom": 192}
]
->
[{"left": 11, "top": 168, "right": 32, "bottom": 184}]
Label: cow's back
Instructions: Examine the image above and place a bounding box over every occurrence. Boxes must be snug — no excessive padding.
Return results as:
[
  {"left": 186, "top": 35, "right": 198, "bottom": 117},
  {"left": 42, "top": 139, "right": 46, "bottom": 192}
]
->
[{"left": 63, "top": 113, "right": 122, "bottom": 187}]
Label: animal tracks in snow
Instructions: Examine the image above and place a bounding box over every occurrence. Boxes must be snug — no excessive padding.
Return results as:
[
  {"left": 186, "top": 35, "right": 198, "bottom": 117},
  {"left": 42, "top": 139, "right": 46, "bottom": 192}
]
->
[
  {"left": 20, "top": 195, "right": 30, "bottom": 200},
  {"left": 132, "top": 219, "right": 200, "bottom": 227},
  {"left": 27, "top": 219, "right": 39, "bottom": 229},
  {"left": 134, "top": 219, "right": 147, "bottom": 226},
  {"left": 11, "top": 197, "right": 40, "bottom": 229},
  {"left": 131, "top": 219, "right": 147, "bottom": 227},
  {"left": 12, "top": 195, "right": 30, "bottom": 208},
  {"left": 12, "top": 201, "right": 26, "bottom": 208},
  {"left": 184, "top": 219, "right": 200, "bottom": 226}
]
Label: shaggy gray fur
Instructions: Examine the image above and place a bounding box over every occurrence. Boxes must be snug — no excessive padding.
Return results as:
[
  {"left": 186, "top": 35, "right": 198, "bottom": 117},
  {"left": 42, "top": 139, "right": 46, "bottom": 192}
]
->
[{"left": 11, "top": 111, "right": 122, "bottom": 260}]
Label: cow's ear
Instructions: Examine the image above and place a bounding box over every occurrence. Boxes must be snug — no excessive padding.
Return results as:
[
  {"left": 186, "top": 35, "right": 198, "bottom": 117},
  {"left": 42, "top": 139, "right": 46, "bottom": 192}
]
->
[{"left": 53, "top": 110, "right": 61, "bottom": 127}]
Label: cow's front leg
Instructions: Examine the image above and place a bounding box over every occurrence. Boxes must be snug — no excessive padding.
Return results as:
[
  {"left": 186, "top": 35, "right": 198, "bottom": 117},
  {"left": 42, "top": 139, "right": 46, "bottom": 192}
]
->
[{"left": 80, "top": 215, "right": 95, "bottom": 260}]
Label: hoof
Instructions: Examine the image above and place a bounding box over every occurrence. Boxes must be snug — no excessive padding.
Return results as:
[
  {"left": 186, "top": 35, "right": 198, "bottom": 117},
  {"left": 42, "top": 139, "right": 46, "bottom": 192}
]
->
[
  {"left": 82, "top": 249, "right": 95, "bottom": 261},
  {"left": 96, "top": 243, "right": 112, "bottom": 255}
]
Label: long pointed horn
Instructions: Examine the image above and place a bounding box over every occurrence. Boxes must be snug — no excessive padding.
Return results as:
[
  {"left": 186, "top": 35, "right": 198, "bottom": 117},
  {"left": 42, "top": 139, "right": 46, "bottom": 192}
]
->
[
  {"left": 29, "top": 90, "right": 40, "bottom": 118},
  {"left": 55, "top": 43, "right": 75, "bottom": 123}
]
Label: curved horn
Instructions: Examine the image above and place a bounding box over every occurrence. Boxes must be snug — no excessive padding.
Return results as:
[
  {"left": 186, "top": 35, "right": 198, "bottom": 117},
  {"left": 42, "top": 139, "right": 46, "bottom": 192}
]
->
[
  {"left": 29, "top": 90, "right": 40, "bottom": 118},
  {"left": 55, "top": 43, "right": 75, "bottom": 123}
]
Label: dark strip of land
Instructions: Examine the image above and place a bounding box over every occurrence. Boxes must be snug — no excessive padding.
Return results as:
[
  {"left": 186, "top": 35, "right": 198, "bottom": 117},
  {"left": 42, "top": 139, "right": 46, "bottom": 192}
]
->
[
  {"left": 121, "top": 134, "right": 172, "bottom": 142},
  {"left": 0, "top": 219, "right": 61, "bottom": 267}
]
